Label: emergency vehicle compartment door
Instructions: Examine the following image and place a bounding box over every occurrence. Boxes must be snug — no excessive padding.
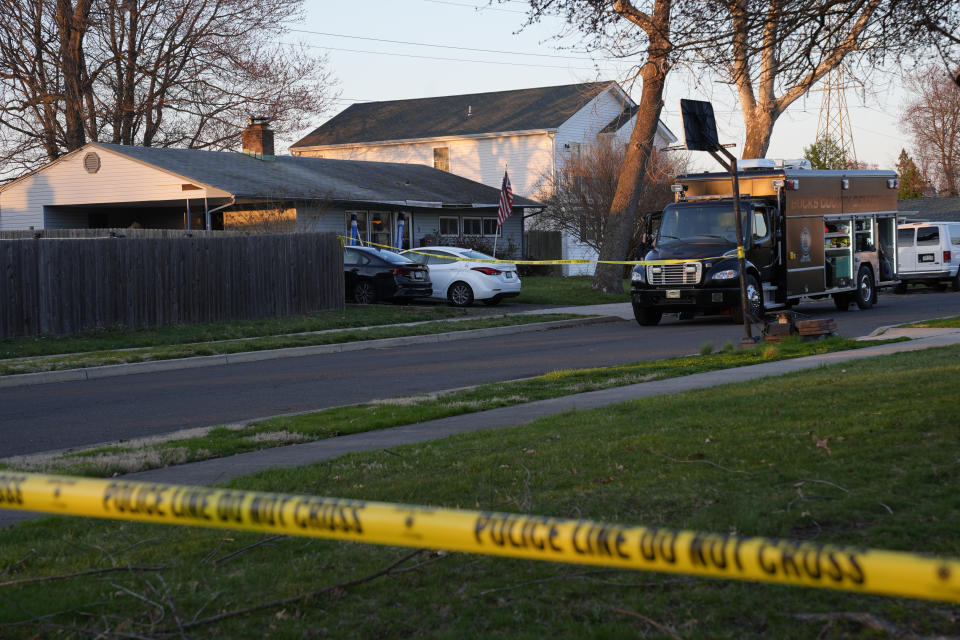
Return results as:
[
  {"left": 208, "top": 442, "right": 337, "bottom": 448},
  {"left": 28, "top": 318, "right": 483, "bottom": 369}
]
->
[{"left": 785, "top": 217, "right": 825, "bottom": 297}]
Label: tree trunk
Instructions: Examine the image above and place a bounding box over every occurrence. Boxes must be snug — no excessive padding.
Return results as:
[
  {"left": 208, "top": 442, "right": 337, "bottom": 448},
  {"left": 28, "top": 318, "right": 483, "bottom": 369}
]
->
[
  {"left": 56, "top": 0, "right": 93, "bottom": 151},
  {"left": 741, "top": 108, "right": 776, "bottom": 159},
  {"left": 591, "top": 54, "right": 670, "bottom": 293}
]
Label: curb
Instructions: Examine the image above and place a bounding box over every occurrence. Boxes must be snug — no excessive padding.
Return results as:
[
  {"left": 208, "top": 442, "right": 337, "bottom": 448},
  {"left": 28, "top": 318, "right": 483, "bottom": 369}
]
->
[{"left": 0, "top": 315, "right": 620, "bottom": 389}]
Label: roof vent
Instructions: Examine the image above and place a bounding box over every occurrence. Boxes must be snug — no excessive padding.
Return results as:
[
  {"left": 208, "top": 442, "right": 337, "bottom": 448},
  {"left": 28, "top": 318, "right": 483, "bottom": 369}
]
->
[
  {"left": 778, "top": 158, "right": 812, "bottom": 170},
  {"left": 739, "top": 158, "right": 777, "bottom": 171},
  {"left": 83, "top": 152, "right": 101, "bottom": 174}
]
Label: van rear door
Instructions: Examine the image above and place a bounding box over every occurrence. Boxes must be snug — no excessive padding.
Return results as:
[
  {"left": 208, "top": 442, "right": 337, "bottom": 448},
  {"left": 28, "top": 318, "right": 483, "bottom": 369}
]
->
[
  {"left": 897, "top": 227, "right": 916, "bottom": 272},
  {"left": 915, "top": 226, "right": 942, "bottom": 273}
]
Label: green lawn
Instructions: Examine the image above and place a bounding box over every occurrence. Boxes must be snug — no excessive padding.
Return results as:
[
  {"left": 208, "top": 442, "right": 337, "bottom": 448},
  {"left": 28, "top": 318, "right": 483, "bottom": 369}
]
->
[
  {"left": 2, "top": 344, "right": 957, "bottom": 638},
  {"left": 512, "top": 275, "right": 631, "bottom": 305},
  {"left": 901, "top": 314, "right": 960, "bottom": 328}
]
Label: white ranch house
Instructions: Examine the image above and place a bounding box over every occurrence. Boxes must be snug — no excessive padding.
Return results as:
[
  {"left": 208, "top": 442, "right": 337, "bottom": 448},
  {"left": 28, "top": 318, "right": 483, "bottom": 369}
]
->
[
  {"left": 291, "top": 81, "right": 677, "bottom": 275},
  {"left": 0, "top": 119, "right": 539, "bottom": 251}
]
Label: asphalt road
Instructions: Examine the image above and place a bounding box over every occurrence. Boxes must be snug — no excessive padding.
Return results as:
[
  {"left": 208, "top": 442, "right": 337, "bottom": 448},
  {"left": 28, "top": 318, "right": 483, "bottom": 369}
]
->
[{"left": 2, "top": 289, "right": 959, "bottom": 458}]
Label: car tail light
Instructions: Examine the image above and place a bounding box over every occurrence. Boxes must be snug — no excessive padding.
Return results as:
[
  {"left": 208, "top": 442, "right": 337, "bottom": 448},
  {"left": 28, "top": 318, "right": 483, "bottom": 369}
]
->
[
  {"left": 945, "top": 251, "right": 952, "bottom": 262},
  {"left": 471, "top": 267, "right": 502, "bottom": 275},
  {"left": 391, "top": 267, "right": 415, "bottom": 275}
]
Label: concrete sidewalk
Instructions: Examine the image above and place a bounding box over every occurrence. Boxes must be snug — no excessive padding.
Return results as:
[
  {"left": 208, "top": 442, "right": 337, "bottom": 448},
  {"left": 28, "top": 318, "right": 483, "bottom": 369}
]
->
[{"left": 4, "top": 329, "right": 959, "bottom": 527}]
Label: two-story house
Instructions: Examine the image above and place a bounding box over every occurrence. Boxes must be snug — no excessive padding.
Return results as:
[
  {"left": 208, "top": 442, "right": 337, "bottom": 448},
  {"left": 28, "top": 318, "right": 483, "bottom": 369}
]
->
[{"left": 290, "top": 81, "right": 677, "bottom": 274}]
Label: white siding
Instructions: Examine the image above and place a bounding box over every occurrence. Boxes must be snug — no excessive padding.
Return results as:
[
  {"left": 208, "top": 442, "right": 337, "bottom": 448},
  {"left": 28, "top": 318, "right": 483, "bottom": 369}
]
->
[
  {"left": 0, "top": 146, "right": 229, "bottom": 230},
  {"left": 293, "top": 84, "right": 677, "bottom": 272},
  {"left": 295, "top": 133, "right": 555, "bottom": 199}
]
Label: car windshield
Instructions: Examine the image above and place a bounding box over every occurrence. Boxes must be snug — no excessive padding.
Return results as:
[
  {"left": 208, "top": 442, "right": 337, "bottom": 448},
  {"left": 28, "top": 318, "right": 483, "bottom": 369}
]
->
[{"left": 657, "top": 203, "right": 748, "bottom": 246}]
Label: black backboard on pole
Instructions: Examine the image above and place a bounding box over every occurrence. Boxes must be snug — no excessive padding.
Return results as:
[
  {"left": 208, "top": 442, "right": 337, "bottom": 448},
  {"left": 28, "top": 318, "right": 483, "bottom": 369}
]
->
[{"left": 680, "top": 99, "right": 720, "bottom": 152}]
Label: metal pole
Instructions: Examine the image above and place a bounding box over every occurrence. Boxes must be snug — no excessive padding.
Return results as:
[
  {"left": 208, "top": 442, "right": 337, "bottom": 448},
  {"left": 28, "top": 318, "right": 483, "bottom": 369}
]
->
[
  {"left": 729, "top": 157, "right": 753, "bottom": 342},
  {"left": 708, "top": 148, "right": 754, "bottom": 343}
]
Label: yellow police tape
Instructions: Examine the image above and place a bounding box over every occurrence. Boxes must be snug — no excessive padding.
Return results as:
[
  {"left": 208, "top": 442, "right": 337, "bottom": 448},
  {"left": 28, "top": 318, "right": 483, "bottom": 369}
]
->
[
  {"left": 2, "top": 472, "right": 958, "bottom": 603},
  {"left": 338, "top": 236, "right": 729, "bottom": 267}
]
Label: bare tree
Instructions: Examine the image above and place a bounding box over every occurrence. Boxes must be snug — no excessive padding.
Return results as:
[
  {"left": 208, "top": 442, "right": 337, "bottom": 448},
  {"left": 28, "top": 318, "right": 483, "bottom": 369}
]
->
[
  {"left": 902, "top": 68, "right": 960, "bottom": 196},
  {"left": 537, "top": 138, "right": 681, "bottom": 258},
  {"left": 0, "top": 0, "right": 338, "bottom": 180},
  {"left": 519, "top": 0, "right": 729, "bottom": 293},
  {"left": 714, "top": 0, "right": 930, "bottom": 159}
]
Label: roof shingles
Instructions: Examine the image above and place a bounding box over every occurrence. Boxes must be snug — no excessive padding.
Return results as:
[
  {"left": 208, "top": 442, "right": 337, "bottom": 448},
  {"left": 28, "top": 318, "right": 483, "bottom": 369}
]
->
[
  {"left": 291, "top": 82, "right": 618, "bottom": 148},
  {"left": 98, "top": 143, "right": 540, "bottom": 208}
]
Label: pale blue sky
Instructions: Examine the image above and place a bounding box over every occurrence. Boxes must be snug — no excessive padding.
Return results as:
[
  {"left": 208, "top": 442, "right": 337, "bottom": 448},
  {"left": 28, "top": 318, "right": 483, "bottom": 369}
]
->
[{"left": 287, "top": 0, "right": 910, "bottom": 170}]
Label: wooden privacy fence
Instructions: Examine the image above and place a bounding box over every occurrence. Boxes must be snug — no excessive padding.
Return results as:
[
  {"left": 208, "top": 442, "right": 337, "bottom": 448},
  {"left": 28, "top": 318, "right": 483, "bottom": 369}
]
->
[
  {"left": 0, "top": 231, "right": 344, "bottom": 338},
  {"left": 522, "top": 230, "right": 562, "bottom": 276}
]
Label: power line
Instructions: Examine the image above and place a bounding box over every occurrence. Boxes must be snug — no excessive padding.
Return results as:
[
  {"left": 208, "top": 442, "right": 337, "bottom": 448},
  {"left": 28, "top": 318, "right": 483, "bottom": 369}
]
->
[
  {"left": 282, "top": 41, "right": 614, "bottom": 71},
  {"left": 287, "top": 28, "right": 602, "bottom": 61},
  {"left": 423, "top": 0, "right": 529, "bottom": 14}
]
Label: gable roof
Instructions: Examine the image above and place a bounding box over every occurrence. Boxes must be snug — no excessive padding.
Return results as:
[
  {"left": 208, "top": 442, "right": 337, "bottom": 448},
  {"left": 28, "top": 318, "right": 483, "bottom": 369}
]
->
[
  {"left": 6, "top": 142, "right": 540, "bottom": 209},
  {"left": 898, "top": 197, "right": 960, "bottom": 222},
  {"left": 291, "top": 81, "right": 628, "bottom": 148}
]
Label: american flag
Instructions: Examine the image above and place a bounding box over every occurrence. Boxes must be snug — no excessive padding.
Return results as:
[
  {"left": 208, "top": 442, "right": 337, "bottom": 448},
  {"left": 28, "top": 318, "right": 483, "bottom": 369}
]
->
[{"left": 497, "top": 170, "right": 513, "bottom": 227}]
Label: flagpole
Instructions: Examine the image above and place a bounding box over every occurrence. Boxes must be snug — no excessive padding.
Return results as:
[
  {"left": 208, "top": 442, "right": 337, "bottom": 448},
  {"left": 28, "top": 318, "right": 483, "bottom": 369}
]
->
[{"left": 494, "top": 164, "right": 509, "bottom": 259}]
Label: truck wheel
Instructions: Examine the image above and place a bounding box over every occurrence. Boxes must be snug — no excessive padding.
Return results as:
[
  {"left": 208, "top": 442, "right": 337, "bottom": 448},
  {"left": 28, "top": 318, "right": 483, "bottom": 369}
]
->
[
  {"left": 894, "top": 282, "right": 907, "bottom": 294},
  {"left": 952, "top": 271, "right": 960, "bottom": 292},
  {"left": 632, "top": 302, "right": 662, "bottom": 326},
  {"left": 833, "top": 293, "right": 851, "bottom": 311},
  {"left": 855, "top": 267, "right": 875, "bottom": 309},
  {"left": 731, "top": 275, "right": 763, "bottom": 323}
]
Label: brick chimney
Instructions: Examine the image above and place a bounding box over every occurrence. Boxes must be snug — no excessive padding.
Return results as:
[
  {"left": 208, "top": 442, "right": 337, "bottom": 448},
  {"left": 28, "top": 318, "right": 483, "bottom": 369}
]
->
[{"left": 242, "top": 116, "right": 275, "bottom": 160}]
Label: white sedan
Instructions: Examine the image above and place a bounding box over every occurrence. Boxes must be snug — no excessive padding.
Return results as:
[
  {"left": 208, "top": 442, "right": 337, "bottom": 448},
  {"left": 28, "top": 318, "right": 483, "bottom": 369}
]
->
[{"left": 400, "top": 246, "right": 522, "bottom": 306}]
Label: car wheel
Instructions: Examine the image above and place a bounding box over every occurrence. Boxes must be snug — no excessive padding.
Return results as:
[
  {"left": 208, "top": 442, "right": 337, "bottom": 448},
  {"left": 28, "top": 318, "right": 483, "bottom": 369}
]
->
[
  {"left": 481, "top": 296, "right": 502, "bottom": 306},
  {"left": 447, "top": 281, "right": 474, "bottom": 307},
  {"left": 353, "top": 280, "right": 376, "bottom": 304},
  {"left": 855, "top": 267, "right": 875, "bottom": 309},
  {"left": 632, "top": 302, "right": 661, "bottom": 326},
  {"left": 731, "top": 275, "right": 763, "bottom": 323}
]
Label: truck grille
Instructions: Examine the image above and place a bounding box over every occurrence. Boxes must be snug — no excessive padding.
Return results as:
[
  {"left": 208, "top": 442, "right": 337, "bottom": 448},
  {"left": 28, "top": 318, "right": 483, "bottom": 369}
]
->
[{"left": 647, "top": 262, "right": 702, "bottom": 285}]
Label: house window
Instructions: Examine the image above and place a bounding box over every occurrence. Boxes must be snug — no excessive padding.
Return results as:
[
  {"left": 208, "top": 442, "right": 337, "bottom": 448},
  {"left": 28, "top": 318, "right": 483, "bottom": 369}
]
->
[
  {"left": 482, "top": 217, "right": 501, "bottom": 236},
  {"left": 439, "top": 216, "right": 459, "bottom": 235},
  {"left": 433, "top": 147, "right": 450, "bottom": 172},
  {"left": 462, "top": 217, "right": 482, "bottom": 236},
  {"left": 345, "top": 211, "right": 368, "bottom": 243}
]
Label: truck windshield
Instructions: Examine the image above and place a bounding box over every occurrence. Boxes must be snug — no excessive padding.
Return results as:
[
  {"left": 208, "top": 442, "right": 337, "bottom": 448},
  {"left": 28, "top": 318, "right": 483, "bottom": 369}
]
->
[{"left": 657, "top": 203, "right": 748, "bottom": 246}]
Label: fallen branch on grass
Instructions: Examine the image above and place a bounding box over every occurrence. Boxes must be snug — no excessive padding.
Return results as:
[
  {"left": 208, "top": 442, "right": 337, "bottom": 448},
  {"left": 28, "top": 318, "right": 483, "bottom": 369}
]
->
[
  {"left": 175, "top": 548, "right": 429, "bottom": 631},
  {"left": 213, "top": 535, "right": 283, "bottom": 565},
  {"left": 649, "top": 449, "right": 749, "bottom": 474},
  {"left": 614, "top": 607, "right": 684, "bottom": 640},
  {"left": 0, "top": 565, "right": 166, "bottom": 588}
]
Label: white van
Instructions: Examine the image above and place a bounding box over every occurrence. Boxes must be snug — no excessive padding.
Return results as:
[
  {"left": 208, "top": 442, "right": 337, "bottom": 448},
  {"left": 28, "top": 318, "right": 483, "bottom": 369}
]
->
[{"left": 896, "top": 222, "right": 960, "bottom": 291}]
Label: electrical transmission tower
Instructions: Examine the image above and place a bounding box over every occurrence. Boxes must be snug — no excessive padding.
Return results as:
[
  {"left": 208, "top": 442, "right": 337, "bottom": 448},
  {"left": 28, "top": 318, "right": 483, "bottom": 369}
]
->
[{"left": 812, "top": 64, "right": 861, "bottom": 166}]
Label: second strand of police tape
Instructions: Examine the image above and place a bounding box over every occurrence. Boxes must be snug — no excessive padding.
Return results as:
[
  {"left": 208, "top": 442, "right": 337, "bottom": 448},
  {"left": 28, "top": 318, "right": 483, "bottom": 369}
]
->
[
  {"left": 1, "top": 473, "right": 958, "bottom": 604},
  {"left": 338, "top": 236, "right": 732, "bottom": 267}
]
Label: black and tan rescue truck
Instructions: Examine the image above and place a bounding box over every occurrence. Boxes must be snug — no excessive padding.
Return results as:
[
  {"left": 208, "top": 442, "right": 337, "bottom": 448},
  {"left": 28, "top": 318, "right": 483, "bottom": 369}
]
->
[{"left": 630, "top": 159, "right": 900, "bottom": 326}]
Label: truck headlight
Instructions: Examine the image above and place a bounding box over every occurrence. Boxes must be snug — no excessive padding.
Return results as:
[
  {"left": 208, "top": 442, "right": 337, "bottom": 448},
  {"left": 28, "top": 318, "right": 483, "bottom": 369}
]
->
[
  {"left": 712, "top": 269, "right": 738, "bottom": 280},
  {"left": 631, "top": 265, "right": 646, "bottom": 283}
]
